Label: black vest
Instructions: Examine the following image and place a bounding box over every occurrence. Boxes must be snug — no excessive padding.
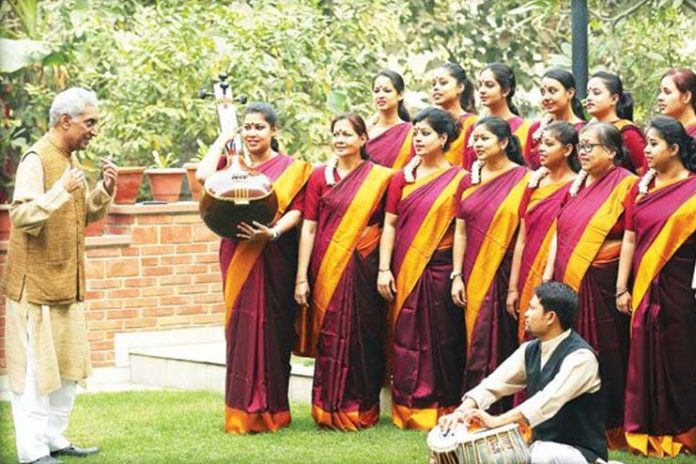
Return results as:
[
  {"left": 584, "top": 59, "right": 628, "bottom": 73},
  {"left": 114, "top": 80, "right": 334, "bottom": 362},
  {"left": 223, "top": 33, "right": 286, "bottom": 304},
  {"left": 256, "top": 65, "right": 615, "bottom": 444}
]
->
[{"left": 525, "top": 331, "right": 608, "bottom": 462}]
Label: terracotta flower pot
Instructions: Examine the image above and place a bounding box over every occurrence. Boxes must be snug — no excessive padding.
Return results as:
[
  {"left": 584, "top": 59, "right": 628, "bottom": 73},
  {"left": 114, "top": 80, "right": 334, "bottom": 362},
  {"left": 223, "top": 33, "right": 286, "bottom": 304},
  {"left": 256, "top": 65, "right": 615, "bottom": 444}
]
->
[
  {"left": 114, "top": 166, "right": 146, "bottom": 204},
  {"left": 0, "top": 204, "right": 10, "bottom": 241},
  {"left": 145, "top": 168, "right": 186, "bottom": 202},
  {"left": 85, "top": 218, "right": 106, "bottom": 237},
  {"left": 183, "top": 162, "right": 201, "bottom": 201}
]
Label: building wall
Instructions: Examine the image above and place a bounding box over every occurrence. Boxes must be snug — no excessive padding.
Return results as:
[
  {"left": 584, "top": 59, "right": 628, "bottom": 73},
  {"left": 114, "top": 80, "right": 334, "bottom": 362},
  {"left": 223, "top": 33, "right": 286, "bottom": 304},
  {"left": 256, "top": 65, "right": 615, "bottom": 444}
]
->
[{"left": 0, "top": 202, "right": 225, "bottom": 372}]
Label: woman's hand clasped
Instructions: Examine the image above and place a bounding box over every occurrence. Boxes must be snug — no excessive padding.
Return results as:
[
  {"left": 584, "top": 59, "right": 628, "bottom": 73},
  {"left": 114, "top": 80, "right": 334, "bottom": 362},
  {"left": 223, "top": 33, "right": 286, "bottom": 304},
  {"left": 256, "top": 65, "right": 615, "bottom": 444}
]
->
[
  {"left": 295, "top": 281, "right": 310, "bottom": 306},
  {"left": 377, "top": 270, "right": 396, "bottom": 302},
  {"left": 451, "top": 277, "right": 467, "bottom": 308},
  {"left": 236, "top": 221, "right": 275, "bottom": 242}
]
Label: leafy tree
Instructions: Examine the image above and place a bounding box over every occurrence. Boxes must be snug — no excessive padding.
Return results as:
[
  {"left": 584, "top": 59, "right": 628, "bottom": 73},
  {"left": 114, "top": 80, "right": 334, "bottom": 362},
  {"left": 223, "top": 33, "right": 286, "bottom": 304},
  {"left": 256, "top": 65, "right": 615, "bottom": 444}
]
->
[{"left": 1, "top": 0, "right": 694, "bottom": 203}]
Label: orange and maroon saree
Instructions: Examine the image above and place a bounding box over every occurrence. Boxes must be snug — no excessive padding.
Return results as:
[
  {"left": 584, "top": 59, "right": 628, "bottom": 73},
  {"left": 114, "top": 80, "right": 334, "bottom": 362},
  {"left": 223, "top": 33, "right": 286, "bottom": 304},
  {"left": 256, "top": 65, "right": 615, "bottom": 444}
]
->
[{"left": 220, "top": 155, "right": 312, "bottom": 434}]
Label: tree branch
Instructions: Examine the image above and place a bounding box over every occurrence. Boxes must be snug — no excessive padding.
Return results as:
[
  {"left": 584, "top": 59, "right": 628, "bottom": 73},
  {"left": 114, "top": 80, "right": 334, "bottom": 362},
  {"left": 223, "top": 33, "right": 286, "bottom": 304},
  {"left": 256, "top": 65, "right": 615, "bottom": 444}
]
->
[
  {"left": 610, "top": 0, "right": 652, "bottom": 25},
  {"left": 587, "top": 0, "right": 652, "bottom": 25}
]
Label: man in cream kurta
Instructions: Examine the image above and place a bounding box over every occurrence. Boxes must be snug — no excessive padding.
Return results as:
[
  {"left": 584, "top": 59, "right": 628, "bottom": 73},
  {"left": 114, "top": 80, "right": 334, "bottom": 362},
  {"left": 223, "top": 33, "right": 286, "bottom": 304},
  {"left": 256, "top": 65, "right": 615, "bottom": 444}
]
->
[{"left": 4, "top": 87, "right": 117, "bottom": 464}]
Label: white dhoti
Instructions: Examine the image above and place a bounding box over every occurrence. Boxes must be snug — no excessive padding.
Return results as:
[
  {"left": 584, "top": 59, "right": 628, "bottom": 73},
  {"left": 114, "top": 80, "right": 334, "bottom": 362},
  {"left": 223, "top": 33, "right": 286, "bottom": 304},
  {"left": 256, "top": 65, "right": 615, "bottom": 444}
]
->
[
  {"left": 530, "top": 441, "right": 591, "bottom": 464},
  {"left": 6, "top": 296, "right": 90, "bottom": 463}
]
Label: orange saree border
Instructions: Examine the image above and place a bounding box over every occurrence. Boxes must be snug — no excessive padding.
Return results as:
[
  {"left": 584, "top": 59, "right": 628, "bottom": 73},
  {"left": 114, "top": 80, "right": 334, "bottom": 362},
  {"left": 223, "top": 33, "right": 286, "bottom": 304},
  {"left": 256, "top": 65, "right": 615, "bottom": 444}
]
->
[
  {"left": 518, "top": 222, "right": 556, "bottom": 341},
  {"left": 391, "top": 403, "right": 456, "bottom": 431},
  {"left": 391, "top": 128, "right": 414, "bottom": 170},
  {"left": 225, "top": 406, "right": 291, "bottom": 434},
  {"left": 392, "top": 169, "right": 465, "bottom": 325},
  {"left": 516, "top": 182, "right": 567, "bottom": 340},
  {"left": 632, "top": 194, "right": 696, "bottom": 313},
  {"left": 309, "top": 166, "right": 393, "bottom": 352},
  {"left": 223, "top": 160, "right": 312, "bottom": 326},
  {"left": 562, "top": 176, "right": 635, "bottom": 291},
  {"left": 311, "top": 403, "right": 380, "bottom": 431},
  {"left": 626, "top": 427, "right": 696, "bottom": 457}
]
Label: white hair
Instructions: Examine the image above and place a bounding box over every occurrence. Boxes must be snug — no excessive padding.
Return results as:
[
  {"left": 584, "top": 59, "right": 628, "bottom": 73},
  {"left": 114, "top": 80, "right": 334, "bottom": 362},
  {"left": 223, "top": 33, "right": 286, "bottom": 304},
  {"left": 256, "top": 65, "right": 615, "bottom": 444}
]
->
[{"left": 49, "top": 87, "right": 98, "bottom": 127}]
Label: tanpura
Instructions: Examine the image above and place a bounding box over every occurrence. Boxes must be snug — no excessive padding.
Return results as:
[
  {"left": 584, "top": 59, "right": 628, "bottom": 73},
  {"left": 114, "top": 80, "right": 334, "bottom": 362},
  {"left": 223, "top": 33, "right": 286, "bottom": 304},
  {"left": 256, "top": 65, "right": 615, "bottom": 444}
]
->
[{"left": 198, "top": 74, "right": 278, "bottom": 238}]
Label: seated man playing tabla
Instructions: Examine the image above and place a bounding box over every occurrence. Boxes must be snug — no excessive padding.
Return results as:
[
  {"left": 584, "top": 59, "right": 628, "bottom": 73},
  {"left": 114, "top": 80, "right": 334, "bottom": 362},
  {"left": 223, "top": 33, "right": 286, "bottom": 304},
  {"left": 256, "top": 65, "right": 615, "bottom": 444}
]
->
[{"left": 439, "top": 281, "right": 608, "bottom": 464}]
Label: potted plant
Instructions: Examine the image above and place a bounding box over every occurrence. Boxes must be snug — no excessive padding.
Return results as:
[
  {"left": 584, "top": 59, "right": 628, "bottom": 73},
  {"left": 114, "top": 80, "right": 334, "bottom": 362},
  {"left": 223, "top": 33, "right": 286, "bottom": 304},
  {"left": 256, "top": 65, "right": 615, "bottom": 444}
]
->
[
  {"left": 183, "top": 139, "right": 207, "bottom": 201},
  {"left": 0, "top": 203, "right": 10, "bottom": 241},
  {"left": 145, "top": 150, "right": 186, "bottom": 202}
]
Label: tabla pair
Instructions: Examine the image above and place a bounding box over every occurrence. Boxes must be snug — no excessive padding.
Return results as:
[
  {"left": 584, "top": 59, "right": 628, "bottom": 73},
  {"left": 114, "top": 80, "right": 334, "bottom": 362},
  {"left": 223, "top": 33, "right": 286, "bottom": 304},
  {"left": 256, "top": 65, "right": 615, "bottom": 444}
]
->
[{"left": 427, "top": 423, "right": 530, "bottom": 464}]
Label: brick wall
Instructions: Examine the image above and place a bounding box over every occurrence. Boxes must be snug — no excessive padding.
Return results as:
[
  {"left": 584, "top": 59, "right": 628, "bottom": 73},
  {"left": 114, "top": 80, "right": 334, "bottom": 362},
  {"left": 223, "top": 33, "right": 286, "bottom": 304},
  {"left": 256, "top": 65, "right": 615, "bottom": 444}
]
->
[{"left": 0, "top": 202, "right": 225, "bottom": 372}]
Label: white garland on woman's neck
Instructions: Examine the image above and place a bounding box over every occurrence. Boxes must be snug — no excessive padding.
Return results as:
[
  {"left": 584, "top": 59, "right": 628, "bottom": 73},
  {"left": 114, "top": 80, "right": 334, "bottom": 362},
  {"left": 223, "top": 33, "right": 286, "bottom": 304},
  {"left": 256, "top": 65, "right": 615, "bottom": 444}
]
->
[
  {"left": 568, "top": 169, "right": 589, "bottom": 197},
  {"left": 528, "top": 166, "right": 550, "bottom": 188},
  {"left": 325, "top": 156, "right": 339, "bottom": 186},
  {"left": 638, "top": 168, "right": 656, "bottom": 195},
  {"left": 403, "top": 156, "right": 422, "bottom": 183},
  {"left": 471, "top": 160, "right": 484, "bottom": 185}
]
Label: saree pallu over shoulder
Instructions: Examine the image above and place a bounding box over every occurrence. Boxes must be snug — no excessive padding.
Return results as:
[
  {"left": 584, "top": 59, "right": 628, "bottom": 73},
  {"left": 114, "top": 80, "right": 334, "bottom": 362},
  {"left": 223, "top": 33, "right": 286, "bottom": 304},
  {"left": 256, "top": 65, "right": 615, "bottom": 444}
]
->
[
  {"left": 624, "top": 177, "right": 696, "bottom": 457},
  {"left": 306, "top": 162, "right": 393, "bottom": 431},
  {"left": 458, "top": 167, "right": 529, "bottom": 351},
  {"left": 516, "top": 182, "right": 570, "bottom": 341},
  {"left": 447, "top": 113, "right": 477, "bottom": 168},
  {"left": 391, "top": 167, "right": 466, "bottom": 323},
  {"left": 297, "top": 162, "right": 393, "bottom": 358},
  {"left": 222, "top": 155, "right": 312, "bottom": 434},
  {"left": 508, "top": 116, "right": 533, "bottom": 153},
  {"left": 367, "top": 122, "right": 415, "bottom": 169},
  {"left": 631, "top": 176, "right": 696, "bottom": 312},
  {"left": 554, "top": 168, "right": 636, "bottom": 291},
  {"left": 389, "top": 167, "right": 466, "bottom": 430}
]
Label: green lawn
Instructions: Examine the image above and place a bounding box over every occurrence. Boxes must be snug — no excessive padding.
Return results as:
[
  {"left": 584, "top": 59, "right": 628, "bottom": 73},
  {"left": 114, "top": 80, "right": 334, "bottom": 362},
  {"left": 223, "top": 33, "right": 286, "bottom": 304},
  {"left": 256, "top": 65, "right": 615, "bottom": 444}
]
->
[{"left": 0, "top": 391, "right": 694, "bottom": 463}]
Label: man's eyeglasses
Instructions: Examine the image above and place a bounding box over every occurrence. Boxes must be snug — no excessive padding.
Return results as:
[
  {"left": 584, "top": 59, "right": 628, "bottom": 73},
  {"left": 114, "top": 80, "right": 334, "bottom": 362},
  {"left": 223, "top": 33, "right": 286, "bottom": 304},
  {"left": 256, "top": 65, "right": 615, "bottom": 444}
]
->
[{"left": 575, "top": 142, "right": 605, "bottom": 153}]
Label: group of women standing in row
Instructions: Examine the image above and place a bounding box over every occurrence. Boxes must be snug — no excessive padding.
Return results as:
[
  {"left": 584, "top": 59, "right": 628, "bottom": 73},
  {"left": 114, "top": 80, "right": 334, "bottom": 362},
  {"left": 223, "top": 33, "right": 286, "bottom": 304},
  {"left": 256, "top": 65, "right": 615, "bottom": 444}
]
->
[{"left": 195, "top": 64, "right": 696, "bottom": 458}]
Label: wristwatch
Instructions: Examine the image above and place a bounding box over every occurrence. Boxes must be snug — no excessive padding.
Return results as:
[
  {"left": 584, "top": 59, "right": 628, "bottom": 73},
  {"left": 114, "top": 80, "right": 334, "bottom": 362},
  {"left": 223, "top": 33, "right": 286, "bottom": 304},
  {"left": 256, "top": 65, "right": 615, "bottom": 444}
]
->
[{"left": 449, "top": 271, "right": 463, "bottom": 280}]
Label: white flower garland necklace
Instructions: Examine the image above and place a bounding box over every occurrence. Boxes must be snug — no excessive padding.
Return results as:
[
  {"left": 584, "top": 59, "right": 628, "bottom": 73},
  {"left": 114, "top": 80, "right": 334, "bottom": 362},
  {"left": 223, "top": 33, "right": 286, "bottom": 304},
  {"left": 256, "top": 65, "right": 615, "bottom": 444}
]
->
[
  {"left": 638, "top": 168, "right": 656, "bottom": 195},
  {"left": 568, "top": 169, "right": 589, "bottom": 197},
  {"left": 528, "top": 166, "right": 550, "bottom": 188},
  {"left": 403, "top": 155, "right": 422, "bottom": 183},
  {"left": 470, "top": 160, "right": 484, "bottom": 185},
  {"left": 324, "top": 156, "right": 339, "bottom": 186}
]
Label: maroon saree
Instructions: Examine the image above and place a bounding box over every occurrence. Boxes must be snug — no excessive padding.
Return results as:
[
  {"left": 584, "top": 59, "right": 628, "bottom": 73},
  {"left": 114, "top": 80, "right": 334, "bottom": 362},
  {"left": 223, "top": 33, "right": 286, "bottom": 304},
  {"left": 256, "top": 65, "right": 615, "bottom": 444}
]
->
[
  {"left": 389, "top": 167, "right": 466, "bottom": 430},
  {"left": 624, "top": 176, "right": 696, "bottom": 457},
  {"left": 219, "top": 154, "right": 311, "bottom": 434}
]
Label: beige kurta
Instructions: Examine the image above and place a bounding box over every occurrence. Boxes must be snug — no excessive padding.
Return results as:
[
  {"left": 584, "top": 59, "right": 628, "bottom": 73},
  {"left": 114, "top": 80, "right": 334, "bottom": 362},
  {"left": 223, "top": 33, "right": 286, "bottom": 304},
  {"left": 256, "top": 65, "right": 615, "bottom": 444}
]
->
[{"left": 5, "top": 153, "right": 113, "bottom": 395}]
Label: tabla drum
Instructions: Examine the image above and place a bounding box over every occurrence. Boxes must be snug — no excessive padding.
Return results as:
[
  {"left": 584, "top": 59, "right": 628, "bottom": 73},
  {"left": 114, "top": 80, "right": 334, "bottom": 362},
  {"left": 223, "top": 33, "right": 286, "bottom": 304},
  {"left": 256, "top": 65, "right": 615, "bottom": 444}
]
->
[{"left": 427, "top": 423, "right": 530, "bottom": 464}]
